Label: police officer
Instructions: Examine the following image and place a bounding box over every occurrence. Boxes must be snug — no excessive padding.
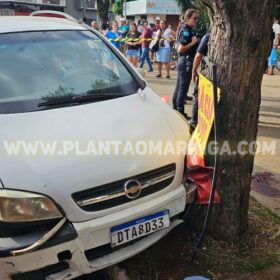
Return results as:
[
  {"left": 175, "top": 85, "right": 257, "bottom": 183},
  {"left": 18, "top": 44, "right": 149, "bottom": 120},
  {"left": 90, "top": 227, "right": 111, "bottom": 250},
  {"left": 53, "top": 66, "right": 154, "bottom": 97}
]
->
[
  {"left": 190, "top": 32, "right": 210, "bottom": 128},
  {"left": 172, "top": 9, "right": 199, "bottom": 119}
]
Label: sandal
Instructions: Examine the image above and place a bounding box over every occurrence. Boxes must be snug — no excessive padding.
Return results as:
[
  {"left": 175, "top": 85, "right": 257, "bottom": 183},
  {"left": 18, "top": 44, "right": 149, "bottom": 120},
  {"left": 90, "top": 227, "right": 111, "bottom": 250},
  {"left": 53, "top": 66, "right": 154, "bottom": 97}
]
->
[{"left": 155, "top": 74, "right": 162, "bottom": 78}]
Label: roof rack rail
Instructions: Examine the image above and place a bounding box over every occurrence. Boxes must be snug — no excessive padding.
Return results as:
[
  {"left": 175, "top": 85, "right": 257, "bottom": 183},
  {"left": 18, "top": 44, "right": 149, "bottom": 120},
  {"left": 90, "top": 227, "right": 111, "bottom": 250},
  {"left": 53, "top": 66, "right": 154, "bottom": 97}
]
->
[{"left": 30, "top": 10, "right": 78, "bottom": 23}]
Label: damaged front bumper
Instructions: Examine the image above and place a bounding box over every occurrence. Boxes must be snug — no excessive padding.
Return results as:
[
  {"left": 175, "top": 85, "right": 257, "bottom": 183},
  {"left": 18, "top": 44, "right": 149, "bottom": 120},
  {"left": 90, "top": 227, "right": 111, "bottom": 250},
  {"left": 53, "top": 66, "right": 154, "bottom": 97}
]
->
[{"left": 0, "top": 186, "right": 188, "bottom": 280}]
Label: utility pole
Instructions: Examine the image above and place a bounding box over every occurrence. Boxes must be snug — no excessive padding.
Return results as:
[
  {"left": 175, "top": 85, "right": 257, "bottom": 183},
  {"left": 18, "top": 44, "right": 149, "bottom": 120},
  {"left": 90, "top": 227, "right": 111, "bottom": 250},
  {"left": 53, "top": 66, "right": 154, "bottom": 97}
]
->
[
  {"left": 82, "top": 0, "right": 87, "bottom": 18},
  {"left": 124, "top": 0, "right": 127, "bottom": 19}
]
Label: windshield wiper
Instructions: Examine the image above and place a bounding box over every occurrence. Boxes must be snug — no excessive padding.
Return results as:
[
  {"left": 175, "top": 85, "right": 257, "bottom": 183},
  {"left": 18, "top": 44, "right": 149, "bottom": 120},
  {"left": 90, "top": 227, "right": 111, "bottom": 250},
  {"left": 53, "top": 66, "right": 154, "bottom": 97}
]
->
[
  {"left": 38, "top": 93, "right": 126, "bottom": 108},
  {"left": 38, "top": 96, "right": 75, "bottom": 108},
  {"left": 72, "top": 93, "right": 126, "bottom": 102}
]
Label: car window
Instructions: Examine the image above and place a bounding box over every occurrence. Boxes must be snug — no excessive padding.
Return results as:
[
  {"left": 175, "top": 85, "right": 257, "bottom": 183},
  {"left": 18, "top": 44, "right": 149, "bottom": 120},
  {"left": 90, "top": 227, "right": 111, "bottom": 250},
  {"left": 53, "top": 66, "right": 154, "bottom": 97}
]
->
[{"left": 0, "top": 30, "right": 140, "bottom": 113}]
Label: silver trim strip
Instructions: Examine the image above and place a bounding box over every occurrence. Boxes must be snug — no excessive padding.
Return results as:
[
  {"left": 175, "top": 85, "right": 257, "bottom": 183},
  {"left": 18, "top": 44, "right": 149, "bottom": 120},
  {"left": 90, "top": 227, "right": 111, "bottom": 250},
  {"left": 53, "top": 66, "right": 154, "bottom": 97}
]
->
[
  {"left": 76, "top": 171, "right": 176, "bottom": 207},
  {"left": 11, "top": 217, "right": 67, "bottom": 256}
]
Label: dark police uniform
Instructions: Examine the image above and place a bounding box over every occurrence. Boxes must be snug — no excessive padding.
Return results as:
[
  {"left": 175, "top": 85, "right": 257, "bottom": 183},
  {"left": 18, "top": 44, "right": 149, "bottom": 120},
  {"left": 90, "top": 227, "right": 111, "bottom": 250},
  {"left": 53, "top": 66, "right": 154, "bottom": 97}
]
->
[
  {"left": 172, "top": 23, "right": 198, "bottom": 116},
  {"left": 191, "top": 32, "right": 210, "bottom": 126}
]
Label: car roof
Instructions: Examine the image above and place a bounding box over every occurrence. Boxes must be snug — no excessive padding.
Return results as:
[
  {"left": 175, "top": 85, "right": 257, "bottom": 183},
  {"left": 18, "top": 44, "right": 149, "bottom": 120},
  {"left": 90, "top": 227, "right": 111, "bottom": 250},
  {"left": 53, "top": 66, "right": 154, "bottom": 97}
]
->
[{"left": 0, "top": 16, "right": 86, "bottom": 34}]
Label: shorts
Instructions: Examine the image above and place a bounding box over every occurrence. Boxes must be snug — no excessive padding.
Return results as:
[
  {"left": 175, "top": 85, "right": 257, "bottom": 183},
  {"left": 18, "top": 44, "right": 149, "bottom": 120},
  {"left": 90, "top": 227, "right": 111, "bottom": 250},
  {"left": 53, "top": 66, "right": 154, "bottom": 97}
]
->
[
  {"left": 268, "top": 48, "right": 277, "bottom": 66},
  {"left": 156, "top": 47, "right": 171, "bottom": 63},
  {"left": 126, "top": 49, "right": 140, "bottom": 58}
]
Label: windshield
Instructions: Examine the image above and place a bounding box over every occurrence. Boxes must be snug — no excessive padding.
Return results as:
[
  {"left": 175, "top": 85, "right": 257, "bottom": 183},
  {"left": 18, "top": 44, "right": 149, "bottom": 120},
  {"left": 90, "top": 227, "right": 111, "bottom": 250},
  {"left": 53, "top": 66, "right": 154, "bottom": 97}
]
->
[{"left": 0, "top": 30, "right": 140, "bottom": 114}]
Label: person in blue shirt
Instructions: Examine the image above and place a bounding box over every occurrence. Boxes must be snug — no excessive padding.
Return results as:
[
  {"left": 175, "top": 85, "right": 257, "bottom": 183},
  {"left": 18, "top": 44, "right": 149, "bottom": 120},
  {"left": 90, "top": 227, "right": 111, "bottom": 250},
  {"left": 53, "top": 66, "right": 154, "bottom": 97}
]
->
[
  {"left": 172, "top": 9, "right": 199, "bottom": 119},
  {"left": 119, "top": 18, "right": 129, "bottom": 53},
  {"left": 106, "top": 22, "right": 122, "bottom": 51}
]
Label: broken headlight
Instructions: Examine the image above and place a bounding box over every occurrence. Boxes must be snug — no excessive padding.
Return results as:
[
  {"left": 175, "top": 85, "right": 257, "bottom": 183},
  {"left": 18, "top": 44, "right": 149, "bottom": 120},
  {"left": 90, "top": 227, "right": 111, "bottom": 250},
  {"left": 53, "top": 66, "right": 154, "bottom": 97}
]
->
[{"left": 0, "top": 190, "right": 62, "bottom": 223}]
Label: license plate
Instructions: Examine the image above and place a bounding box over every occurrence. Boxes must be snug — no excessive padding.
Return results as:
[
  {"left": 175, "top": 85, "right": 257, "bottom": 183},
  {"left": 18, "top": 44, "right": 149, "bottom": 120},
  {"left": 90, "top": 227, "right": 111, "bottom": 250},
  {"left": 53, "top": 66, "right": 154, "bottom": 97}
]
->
[{"left": 111, "top": 210, "right": 170, "bottom": 248}]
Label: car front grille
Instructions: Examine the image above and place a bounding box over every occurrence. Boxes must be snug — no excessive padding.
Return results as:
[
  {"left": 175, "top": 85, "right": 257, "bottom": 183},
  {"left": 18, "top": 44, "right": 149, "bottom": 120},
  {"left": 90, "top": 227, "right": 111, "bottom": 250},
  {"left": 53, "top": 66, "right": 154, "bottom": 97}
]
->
[{"left": 72, "top": 163, "right": 176, "bottom": 212}]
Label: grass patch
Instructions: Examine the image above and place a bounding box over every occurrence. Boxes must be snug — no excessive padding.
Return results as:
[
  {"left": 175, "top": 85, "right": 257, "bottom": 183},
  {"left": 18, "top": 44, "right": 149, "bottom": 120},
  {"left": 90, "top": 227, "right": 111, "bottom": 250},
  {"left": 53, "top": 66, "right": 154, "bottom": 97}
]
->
[
  {"left": 249, "top": 196, "right": 280, "bottom": 224},
  {"left": 119, "top": 197, "right": 280, "bottom": 280}
]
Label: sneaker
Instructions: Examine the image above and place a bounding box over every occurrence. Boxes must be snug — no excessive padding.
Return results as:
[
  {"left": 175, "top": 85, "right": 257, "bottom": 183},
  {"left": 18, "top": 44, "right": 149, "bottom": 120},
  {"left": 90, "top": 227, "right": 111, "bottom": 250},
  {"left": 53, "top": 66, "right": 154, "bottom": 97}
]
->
[
  {"left": 188, "top": 119, "right": 197, "bottom": 129},
  {"left": 148, "top": 69, "right": 153, "bottom": 72}
]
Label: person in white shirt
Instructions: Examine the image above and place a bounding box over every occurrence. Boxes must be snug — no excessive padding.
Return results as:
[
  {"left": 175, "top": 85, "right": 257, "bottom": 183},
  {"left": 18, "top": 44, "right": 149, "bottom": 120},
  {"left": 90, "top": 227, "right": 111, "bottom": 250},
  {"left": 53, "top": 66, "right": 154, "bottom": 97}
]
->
[
  {"left": 268, "top": 17, "right": 280, "bottom": 75},
  {"left": 155, "top": 20, "right": 175, "bottom": 79},
  {"left": 272, "top": 17, "right": 280, "bottom": 44}
]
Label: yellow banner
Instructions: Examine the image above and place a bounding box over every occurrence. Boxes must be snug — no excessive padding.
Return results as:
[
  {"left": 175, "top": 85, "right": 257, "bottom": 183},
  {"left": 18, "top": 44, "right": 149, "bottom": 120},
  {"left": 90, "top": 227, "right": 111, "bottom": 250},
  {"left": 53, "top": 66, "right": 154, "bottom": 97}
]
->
[{"left": 187, "top": 74, "right": 221, "bottom": 168}]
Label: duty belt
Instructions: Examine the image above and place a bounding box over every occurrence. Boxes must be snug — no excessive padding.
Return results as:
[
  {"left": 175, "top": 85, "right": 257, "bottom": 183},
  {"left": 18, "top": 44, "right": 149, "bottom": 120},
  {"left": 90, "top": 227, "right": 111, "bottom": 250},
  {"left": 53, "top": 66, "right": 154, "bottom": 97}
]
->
[
  {"left": 178, "top": 54, "right": 193, "bottom": 60},
  {"left": 179, "top": 55, "right": 194, "bottom": 61}
]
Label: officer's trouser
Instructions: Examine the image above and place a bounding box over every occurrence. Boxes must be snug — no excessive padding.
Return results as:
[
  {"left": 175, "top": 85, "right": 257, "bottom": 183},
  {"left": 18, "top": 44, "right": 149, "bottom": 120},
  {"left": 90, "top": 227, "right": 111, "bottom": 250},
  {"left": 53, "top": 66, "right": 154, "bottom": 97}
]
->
[
  {"left": 192, "top": 62, "right": 206, "bottom": 123},
  {"left": 192, "top": 79, "right": 199, "bottom": 123},
  {"left": 172, "top": 55, "right": 193, "bottom": 113}
]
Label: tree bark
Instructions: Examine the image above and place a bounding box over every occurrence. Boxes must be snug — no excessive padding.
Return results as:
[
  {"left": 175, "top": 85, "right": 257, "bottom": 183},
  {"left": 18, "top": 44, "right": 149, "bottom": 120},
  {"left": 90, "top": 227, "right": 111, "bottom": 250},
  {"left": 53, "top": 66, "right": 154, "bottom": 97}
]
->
[
  {"left": 97, "top": 0, "right": 110, "bottom": 24},
  {"left": 201, "top": 0, "right": 275, "bottom": 240}
]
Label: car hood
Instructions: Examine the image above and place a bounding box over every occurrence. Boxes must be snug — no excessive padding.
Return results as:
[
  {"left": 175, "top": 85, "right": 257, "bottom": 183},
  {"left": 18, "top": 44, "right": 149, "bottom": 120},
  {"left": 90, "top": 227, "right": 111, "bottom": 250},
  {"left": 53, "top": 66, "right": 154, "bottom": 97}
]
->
[{"left": 0, "top": 87, "right": 189, "bottom": 221}]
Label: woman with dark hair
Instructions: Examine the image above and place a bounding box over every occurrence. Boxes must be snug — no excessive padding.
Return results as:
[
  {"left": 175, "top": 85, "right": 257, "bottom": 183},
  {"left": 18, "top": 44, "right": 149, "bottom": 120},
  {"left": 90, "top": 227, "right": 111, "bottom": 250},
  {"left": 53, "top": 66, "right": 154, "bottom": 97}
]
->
[
  {"left": 101, "top": 22, "right": 109, "bottom": 36},
  {"left": 125, "top": 23, "right": 142, "bottom": 67},
  {"left": 172, "top": 9, "right": 199, "bottom": 119}
]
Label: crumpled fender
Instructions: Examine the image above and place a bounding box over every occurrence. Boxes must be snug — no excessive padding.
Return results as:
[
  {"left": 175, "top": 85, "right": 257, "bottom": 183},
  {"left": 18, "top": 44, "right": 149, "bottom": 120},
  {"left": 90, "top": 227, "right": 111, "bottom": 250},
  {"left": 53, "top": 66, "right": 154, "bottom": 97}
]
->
[{"left": 186, "top": 167, "right": 220, "bottom": 205}]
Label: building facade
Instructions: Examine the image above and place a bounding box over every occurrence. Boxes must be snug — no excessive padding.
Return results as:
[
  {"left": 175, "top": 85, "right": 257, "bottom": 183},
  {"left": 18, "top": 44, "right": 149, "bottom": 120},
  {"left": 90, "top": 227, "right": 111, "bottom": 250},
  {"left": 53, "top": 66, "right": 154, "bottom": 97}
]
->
[
  {"left": 125, "top": 0, "right": 181, "bottom": 28},
  {"left": 64, "top": 0, "right": 97, "bottom": 24},
  {"left": 64, "top": 0, "right": 114, "bottom": 25},
  {"left": 0, "top": 0, "right": 112, "bottom": 25},
  {"left": 0, "top": 0, "right": 66, "bottom": 16}
]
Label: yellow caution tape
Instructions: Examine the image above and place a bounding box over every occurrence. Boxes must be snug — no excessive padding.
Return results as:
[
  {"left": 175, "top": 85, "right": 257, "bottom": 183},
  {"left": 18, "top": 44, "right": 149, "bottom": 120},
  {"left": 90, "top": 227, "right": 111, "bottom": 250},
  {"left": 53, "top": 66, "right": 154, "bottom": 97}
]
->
[{"left": 107, "top": 38, "right": 176, "bottom": 42}]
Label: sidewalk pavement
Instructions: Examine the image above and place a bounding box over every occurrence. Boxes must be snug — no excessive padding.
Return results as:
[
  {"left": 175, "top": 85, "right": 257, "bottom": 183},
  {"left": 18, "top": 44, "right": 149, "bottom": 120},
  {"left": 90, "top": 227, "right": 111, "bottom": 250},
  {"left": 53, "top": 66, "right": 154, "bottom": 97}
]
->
[
  {"left": 252, "top": 72, "right": 280, "bottom": 216},
  {"left": 144, "top": 67, "right": 280, "bottom": 216}
]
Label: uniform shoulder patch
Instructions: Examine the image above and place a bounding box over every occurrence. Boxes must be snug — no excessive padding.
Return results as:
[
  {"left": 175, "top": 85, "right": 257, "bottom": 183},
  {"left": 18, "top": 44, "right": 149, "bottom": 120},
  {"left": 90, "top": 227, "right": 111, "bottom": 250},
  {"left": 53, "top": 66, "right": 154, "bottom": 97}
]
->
[{"left": 183, "top": 31, "right": 190, "bottom": 37}]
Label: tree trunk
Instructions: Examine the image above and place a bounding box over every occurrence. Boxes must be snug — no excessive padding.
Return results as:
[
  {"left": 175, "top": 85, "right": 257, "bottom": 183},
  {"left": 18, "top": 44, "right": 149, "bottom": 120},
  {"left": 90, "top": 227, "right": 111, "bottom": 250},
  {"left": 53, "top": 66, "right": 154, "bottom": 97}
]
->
[
  {"left": 97, "top": 0, "right": 110, "bottom": 24},
  {"left": 201, "top": 0, "right": 275, "bottom": 241}
]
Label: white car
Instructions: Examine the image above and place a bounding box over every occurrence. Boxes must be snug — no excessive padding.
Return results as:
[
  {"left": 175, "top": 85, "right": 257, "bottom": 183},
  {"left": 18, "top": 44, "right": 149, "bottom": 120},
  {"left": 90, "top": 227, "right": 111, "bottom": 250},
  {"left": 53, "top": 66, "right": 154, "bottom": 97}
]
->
[{"left": 0, "top": 15, "right": 192, "bottom": 280}]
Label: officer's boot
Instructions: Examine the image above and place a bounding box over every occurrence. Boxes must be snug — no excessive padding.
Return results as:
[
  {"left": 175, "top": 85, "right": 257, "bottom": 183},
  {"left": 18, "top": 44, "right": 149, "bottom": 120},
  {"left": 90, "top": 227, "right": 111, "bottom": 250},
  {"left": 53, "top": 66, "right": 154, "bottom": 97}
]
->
[{"left": 178, "top": 108, "right": 191, "bottom": 121}]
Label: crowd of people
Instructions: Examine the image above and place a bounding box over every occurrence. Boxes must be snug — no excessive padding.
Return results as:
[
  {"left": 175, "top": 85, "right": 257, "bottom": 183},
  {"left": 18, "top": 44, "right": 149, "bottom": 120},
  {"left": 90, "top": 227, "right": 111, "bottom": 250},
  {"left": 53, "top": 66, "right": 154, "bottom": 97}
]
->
[
  {"left": 87, "top": 12, "right": 203, "bottom": 126},
  {"left": 86, "top": 11, "right": 280, "bottom": 128},
  {"left": 89, "top": 17, "right": 178, "bottom": 78}
]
